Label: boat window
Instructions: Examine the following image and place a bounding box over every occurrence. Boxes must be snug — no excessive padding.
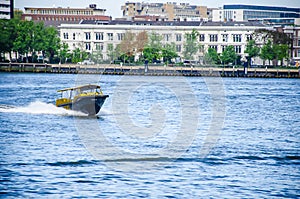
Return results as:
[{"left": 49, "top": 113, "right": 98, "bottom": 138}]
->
[{"left": 62, "top": 90, "right": 71, "bottom": 99}]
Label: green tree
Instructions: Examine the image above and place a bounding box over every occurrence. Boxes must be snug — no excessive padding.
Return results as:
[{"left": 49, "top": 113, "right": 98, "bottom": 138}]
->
[
  {"left": 260, "top": 40, "right": 275, "bottom": 66},
  {"left": 143, "top": 47, "right": 161, "bottom": 63},
  {"left": 0, "top": 19, "right": 17, "bottom": 60},
  {"left": 58, "top": 42, "right": 69, "bottom": 64},
  {"left": 220, "top": 45, "right": 237, "bottom": 65},
  {"left": 254, "top": 29, "right": 292, "bottom": 66},
  {"left": 183, "top": 29, "right": 200, "bottom": 60},
  {"left": 273, "top": 44, "right": 289, "bottom": 66},
  {"left": 244, "top": 39, "right": 260, "bottom": 67},
  {"left": 161, "top": 43, "right": 178, "bottom": 64},
  {"left": 72, "top": 48, "right": 88, "bottom": 63},
  {"left": 13, "top": 20, "right": 34, "bottom": 61},
  {"left": 148, "top": 32, "right": 163, "bottom": 50},
  {"left": 91, "top": 48, "right": 103, "bottom": 64},
  {"left": 205, "top": 48, "right": 219, "bottom": 65},
  {"left": 43, "top": 26, "right": 60, "bottom": 62},
  {"left": 107, "top": 43, "right": 115, "bottom": 62},
  {"left": 143, "top": 32, "right": 163, "bottom": 63}
]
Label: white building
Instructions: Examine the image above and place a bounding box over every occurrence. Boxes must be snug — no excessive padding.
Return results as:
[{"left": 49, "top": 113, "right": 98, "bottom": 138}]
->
[
  {"left": 59, "top": 20, "right": 266, "bottom": 62},
  {"left": 0, "top": 0, "right": 12, "bottom": 19}
]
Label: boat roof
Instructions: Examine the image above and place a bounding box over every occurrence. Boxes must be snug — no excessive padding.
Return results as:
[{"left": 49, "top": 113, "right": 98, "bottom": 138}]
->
[{"left": 57, "top": 84, "right": 101, "bottom": 92}]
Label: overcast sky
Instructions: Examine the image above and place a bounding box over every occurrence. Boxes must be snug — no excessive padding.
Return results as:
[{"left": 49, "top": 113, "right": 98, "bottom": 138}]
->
[{"left": 15, "top": 0, "right": 300, "bottom": 18}]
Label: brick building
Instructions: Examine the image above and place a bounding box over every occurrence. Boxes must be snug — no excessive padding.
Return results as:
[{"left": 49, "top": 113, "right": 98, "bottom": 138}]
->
[{"left": 22, "top": 4, "right": 111, "bottom": 27}]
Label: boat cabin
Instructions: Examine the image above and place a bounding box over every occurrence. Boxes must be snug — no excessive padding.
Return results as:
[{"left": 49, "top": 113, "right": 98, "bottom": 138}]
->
[{"left": 56, "top": 84, "right": 104, "bottom": 108}]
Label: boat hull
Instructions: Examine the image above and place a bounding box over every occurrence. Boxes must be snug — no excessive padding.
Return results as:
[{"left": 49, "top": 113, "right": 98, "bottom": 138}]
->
[{"left": 58, "top": 95, "right": 109, "bottom": 115}]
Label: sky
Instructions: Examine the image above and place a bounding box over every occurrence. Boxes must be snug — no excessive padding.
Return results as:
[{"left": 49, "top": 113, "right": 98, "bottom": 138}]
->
[{"left": 15, "top": 0, "right": 300, "bottom": 18}]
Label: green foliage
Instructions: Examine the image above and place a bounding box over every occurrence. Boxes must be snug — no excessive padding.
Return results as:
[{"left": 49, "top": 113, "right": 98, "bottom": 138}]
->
[
  {"left": 260, "top": 40, "right": 275, "bottom": 65},
  {"left": 220, "top": 45, "right": 237, "bottom": 65},
  {"left": 91, "top": 49, "right": 103, "bottom": 64},
  {"left": 161, "top": 43, "right": 178, "bottom": 64},
  {"left": 273, "top": 44, "right": 289, "bottom": 66},
  {"left": 0, "top": 19, "right": 17, "bottom": 58},
  {"left": 142, "top": 32, "right": 163, "bottom": 63},
  {"left": 58, "top": 42, "right": 70, "bottom": 64},
  {"left": 254, "top": 29, "right": 292, "bottom": 66},
  {"left": 148, "top": 32, "right": 163, "bottom": 50},
  {"left": 71, "top": 48, "right": 88, "bottom": 63},
  {"left": 245, "top": 40, "right": 260, "bottom": 66},
  {"left": 143, "top": 46, "right": 161, "bottom": 63},
  {"left": 0, "top": 18, "right": 61, "bottom": 63},
  {"left": 183, "top": 29, "right": 200, "bottom": 60},
  {"left": 107, "top": 43, "right": 116, "bottom": 61},
  {"left": 254, "top": 29, "right": 292, "bottom": 46},
  {"left": 206, "top": 48, "right": 220, "bottom": 64}
]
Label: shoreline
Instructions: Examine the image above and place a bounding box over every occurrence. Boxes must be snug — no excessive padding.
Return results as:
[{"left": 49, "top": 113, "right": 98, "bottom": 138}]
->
[{"left": 1, "top": 63, "right": 299, "bottom": 78}]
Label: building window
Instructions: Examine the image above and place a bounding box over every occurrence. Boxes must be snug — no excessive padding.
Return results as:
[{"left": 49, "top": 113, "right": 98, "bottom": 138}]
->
[
  {"left": 199, "top": 34, "right": 205, "bottom": 42},
  {"left": 73, "top": 33, "right": 75, "bottom": 40},
  {"left": 209, "top": 34, "right": 218, "bottom": 42},
  {"left": 107, "top": 33, "right": 113, "bottom": 41},
  {"left": 63, "top": 33, "right": 68, "bottom": 39},
  {"left": 85, "top": 43, "right": 91, "bottom": 50},
  {"left": 298, "top": 39, "right": 300, "bottom": 46},
  {"left": 233, "top": 34, "right": 242, "bottom": 42},
  {"left": 222, "top": 45, "right": 227, "bottom": 52},
  {"left": 117, "top": 33, "right": 125, "bottom": 41},
  {"left": 222, "top": 34, "right": 228, "bottom": 42},
  {"left": 176, "top": 45, "right": 182, "bottom": 52},
  {"left": 95, "top": 43, "right": 104, "bottom": 51},
  {"left": 107, "top": 43, "right": 114, "bottom": 51},
  {"left": 176, "top": 34, "right": 182, "bottom": 42},
  {"left": 95, "top": 32, "right": 104, "bottom": 40},
  {"left": 163, "top": 34, "right": 171, "bottom": 41},
  {"left": 234, "top": 45, "right": 241, "bottom": 53},
  {"left": 85, "top": 32, "right": 91, "bottom": 40},
  {"left": 209, "top": 45, "right": 218, "bottom": 51},
  {"left": 246, "top": 34, "right": 252, "bottom": 41}
]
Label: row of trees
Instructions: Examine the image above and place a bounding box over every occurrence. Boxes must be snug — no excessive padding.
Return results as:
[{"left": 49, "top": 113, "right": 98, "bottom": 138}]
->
[
  {"left": 0, "top": 18, "right": 60, "bottom": 62},
  {"left": 1, "top": 15, "right": 292, "bottom": 66},
  {"left": 203, "top": 29, "right": 291, "bottom": 67}
]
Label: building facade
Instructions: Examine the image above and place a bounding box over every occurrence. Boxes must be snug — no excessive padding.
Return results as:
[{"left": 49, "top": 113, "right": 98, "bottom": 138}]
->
[
  {"left": 59, "top": 20, "right": 266, "bottom": 63},
  {"left": 0, "top": 0, "right": 13, "bottom": 19},
  {"left": 22, "top": 4, "right": 110, "bottom": 27},
  {"left": 213, "top": 4, "right": 300, "bottom": 25},
  {"left": 121, "top": 2, "right": 208, "bottom": 21},
  {"left": 283, "top": 25, "right": 300, "bottom": 63}
]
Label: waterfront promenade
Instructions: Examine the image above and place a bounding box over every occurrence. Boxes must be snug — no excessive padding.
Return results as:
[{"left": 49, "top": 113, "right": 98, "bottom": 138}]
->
[{"left": 0, "top": 63, "right": 299, "bottom": 78}]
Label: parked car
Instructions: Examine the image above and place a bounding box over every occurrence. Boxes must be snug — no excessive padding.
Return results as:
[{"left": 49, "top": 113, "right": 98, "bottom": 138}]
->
[
  {"left": 183, "top": 60, "right": 198, "bottom": 67},
  {"left": 77, "top": 60, "right": 95, "bottom": 65},
  {"left": 37, "top": 55, "right": 49, "bottom": 63}
]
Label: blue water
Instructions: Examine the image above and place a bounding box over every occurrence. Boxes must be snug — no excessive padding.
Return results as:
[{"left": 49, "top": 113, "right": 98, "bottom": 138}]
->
[{"left": 0, "top": 72, "right": 299, "bottom": 198}]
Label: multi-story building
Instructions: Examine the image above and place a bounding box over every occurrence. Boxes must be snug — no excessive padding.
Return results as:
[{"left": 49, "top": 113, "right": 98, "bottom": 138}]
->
[
  {"left": 22, "top": 4, "right": 111, "bottom": 27},
  {"left": 213, "top": 4, "right": 300, "bottom": 25},
  {"left": 283, "top": 24, "right": 300, "bottom": 63},
  {"left": 0, "top": 0, "right": 13, "bottom": 19},
  {"left": 121, "top": 2, "right": 208, "bottom": 21},
  {"left": 59, "top": 20, "right": 266, "bottom": 63}
]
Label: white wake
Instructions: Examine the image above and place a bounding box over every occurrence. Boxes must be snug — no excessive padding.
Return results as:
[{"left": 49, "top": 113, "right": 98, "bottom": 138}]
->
[{"left": 0, "top": 101, "right": 87, "bottom": 116}]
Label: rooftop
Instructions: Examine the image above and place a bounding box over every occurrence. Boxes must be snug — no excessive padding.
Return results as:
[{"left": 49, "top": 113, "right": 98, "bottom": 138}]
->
[{"left": 79, "top": 19, "right": 266, "bottom": 27}]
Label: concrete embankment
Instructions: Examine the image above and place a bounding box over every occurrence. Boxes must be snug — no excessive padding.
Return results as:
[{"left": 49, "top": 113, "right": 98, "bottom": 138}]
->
[{"left": 0, "top": 63, "right": 299, "bottom": 78}]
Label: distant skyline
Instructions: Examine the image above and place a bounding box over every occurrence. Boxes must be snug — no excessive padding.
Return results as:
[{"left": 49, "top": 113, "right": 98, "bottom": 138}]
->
[{"left": 15, "top": 0, "right": 300, "bottom": 18}]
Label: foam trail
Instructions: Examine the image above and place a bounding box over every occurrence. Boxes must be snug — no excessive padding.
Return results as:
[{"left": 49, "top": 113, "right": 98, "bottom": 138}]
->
[{"left": 0, "top": 101, "right": 87, "bottom": 116}]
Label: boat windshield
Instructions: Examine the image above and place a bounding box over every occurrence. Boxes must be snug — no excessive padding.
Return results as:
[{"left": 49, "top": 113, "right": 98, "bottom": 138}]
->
[{"left": 58, "top": 85, "right": 102, "bottom": 98}]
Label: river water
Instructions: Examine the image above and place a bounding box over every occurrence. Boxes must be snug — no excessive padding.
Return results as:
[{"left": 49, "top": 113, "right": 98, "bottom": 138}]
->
[{"left": 0, "top": 72, "right": 299, "bottom": 198}]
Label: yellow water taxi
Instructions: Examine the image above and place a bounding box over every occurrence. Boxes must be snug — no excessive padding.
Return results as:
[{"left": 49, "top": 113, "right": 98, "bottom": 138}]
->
[{"left": 56, "top": 84, "right": 109, "bottom": 115}]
